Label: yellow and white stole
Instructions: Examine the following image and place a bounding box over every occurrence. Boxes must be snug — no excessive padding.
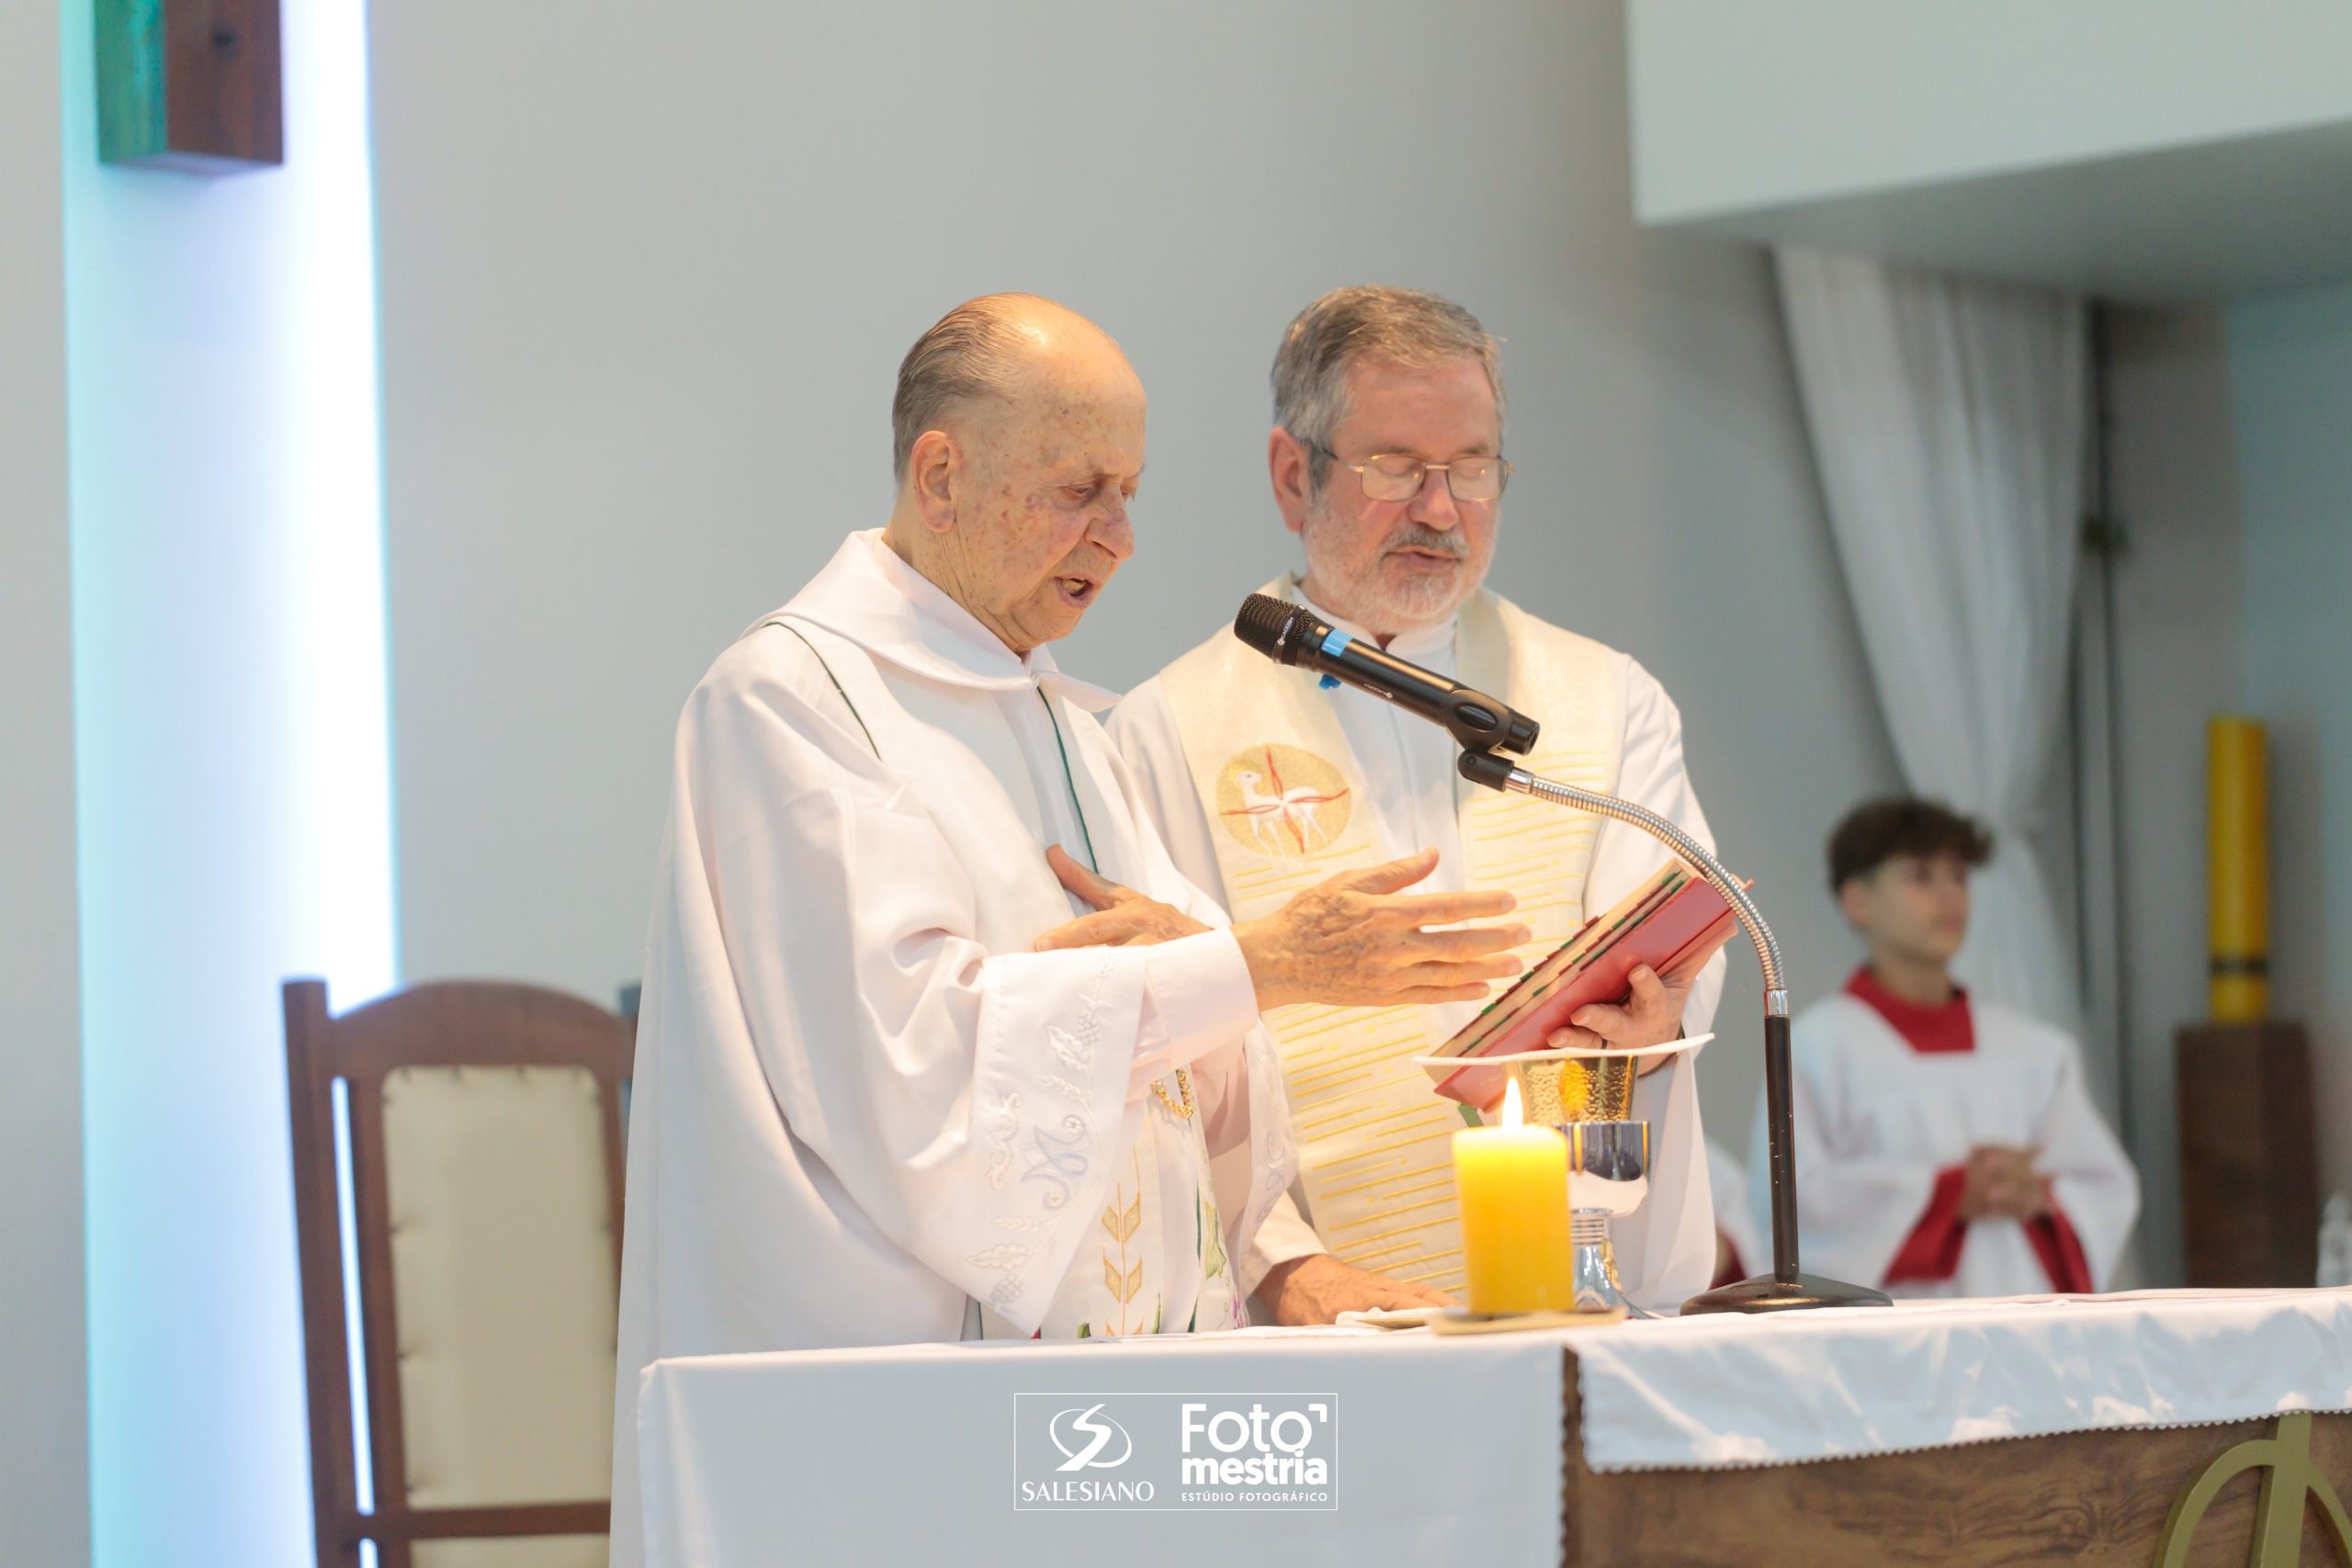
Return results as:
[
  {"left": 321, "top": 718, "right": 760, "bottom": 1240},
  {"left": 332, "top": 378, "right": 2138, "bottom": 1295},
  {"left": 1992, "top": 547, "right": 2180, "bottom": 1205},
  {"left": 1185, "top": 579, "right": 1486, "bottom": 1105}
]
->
[{"left": 1156, "top": 581, "right": 1621, "bottom": 1297}]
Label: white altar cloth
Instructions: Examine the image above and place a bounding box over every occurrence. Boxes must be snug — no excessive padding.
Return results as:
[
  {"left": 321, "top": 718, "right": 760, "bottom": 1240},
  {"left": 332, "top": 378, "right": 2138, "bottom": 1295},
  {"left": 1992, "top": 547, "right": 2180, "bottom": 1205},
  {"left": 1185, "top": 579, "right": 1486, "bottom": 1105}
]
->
[
  {"left": 1572, "top": 1287, "right": 2352, "bottom": 1471},
  {"left": 634, "top": 1290, "right": 2352, "bottom": 1568},
  {"left": 636, "top": 1326, "right": 1561, "bottom": 1568}
]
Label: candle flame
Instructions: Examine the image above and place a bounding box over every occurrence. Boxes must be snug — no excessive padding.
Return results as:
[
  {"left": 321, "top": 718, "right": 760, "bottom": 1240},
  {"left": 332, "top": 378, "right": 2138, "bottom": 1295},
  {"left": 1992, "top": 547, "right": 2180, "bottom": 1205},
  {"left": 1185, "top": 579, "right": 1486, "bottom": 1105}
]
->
[{"left": 1500, "top": 1075, "right": 1523, "bottom": 1129}]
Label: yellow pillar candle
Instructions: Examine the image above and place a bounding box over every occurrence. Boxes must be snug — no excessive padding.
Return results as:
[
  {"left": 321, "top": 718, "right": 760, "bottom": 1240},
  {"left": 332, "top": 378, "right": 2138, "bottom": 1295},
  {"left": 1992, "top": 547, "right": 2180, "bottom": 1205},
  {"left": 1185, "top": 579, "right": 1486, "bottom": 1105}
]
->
[
  {"left": 2209, "top": 716, "right": 2269, "bottom": 1021},
  {"left": 1453, "top": 1077, "right": 1574, "bottom": 1314}
]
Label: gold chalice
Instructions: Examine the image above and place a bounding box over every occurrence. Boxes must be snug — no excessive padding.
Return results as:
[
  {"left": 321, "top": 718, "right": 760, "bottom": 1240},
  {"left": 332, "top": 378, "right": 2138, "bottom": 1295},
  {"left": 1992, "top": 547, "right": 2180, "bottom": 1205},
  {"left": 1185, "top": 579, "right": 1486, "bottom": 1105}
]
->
[
  {"left": 1498, "top": 1037, "right": 1711, "bottom": 1318},
  {"left": 1513, "top": 1052, "right": 1637, "bottom": 1125}
]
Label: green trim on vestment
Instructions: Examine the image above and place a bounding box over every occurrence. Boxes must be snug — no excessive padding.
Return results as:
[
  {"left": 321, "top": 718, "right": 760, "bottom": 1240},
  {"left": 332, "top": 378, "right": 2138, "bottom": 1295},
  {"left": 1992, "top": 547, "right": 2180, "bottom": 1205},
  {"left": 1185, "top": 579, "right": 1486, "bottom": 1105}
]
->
[{"left": 763, "top": 620, "right": 880, "bottom": 758}]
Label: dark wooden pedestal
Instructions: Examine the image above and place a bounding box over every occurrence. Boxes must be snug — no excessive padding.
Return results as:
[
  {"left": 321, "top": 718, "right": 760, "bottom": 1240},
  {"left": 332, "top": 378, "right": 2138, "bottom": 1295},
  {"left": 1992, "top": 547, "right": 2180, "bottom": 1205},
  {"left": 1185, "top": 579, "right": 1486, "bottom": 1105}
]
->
[{"left": 2177, "top": 1020, "right": 2321, "bottom": 1288}]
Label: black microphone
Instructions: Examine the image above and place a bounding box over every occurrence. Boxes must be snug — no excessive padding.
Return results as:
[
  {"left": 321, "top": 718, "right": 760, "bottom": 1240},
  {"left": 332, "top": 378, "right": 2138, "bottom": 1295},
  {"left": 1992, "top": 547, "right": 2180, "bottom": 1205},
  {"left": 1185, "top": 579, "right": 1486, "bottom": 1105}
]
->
[{"left": 1231, "top": 592, "right": 1539, "bottom": 756}]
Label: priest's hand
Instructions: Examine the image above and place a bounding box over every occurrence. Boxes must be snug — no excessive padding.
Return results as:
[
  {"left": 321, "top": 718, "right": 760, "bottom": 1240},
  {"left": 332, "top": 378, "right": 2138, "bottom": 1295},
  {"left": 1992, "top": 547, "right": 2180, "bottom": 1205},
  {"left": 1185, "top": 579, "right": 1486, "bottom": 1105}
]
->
[
  {"left": 1545, "top": 927, "right": 1736, "bottom": 1073},
  {"left": 1032, "top": 845, "right": 1213, "bottom": 949},
  {"left": 1232, "top": 850, "right": 1529, "bottom": 1010},
  {"left": 1254, "top": 1253, "right": 1455, "bottom": 1325}
]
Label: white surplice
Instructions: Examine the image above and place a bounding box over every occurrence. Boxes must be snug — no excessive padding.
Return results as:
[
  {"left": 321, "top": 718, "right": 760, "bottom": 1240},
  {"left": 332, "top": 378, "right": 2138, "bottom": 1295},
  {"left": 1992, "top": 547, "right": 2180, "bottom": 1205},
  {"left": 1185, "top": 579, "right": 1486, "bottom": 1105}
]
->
[
  {"left": 1755, "top": 987, "right": 2139, "bottom": 1298},
  {"left": 611, "top": 532, "right": 1295, "bottom": 1564},
  {"left": 1110, "top": 589, "right": 1724, "bottom": 1312}
]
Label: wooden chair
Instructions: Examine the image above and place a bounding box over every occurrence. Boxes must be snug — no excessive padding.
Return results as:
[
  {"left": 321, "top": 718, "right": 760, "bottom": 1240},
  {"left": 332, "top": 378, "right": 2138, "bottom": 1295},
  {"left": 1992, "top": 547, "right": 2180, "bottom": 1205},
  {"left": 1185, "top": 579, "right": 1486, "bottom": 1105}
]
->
[{"left": 285, "top": 979, "right": 634, "bottom": 1568}]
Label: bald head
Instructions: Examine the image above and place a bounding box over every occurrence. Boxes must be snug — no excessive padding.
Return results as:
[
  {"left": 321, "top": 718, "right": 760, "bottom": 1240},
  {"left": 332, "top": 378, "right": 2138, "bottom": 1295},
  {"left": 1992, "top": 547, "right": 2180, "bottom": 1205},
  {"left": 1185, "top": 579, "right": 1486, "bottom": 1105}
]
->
[
  {"left": 884, "top": 294, "right": 1147, "bottom": 656},
  {"left": 890, "top": 293, "right": 1134, "bottom": 482}
]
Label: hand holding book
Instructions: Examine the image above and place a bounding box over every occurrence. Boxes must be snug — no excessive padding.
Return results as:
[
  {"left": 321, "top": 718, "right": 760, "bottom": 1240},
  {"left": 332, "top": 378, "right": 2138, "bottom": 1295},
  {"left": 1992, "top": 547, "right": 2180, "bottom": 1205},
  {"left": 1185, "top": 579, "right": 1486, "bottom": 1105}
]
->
[
  {"left": 1424, "top": 862, "right": 1745, "bottom": 1111},
  {"left": 1546, "top": 955, "right": 1724, "bottom": 1061}
]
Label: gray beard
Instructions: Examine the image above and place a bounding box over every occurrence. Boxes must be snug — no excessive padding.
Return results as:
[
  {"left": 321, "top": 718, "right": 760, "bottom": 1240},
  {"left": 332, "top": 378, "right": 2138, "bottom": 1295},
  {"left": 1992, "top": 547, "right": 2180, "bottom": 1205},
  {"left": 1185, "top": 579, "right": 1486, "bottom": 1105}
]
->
[{"left": 1298, "top": 508, "right": 1484, "bottom": 630}]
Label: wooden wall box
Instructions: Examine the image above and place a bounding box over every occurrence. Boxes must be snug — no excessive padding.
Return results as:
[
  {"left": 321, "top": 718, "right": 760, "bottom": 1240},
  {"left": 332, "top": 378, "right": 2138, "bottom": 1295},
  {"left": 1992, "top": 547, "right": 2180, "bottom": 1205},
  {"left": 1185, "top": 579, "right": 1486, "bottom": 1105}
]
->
[
  {"left": 96, "top": 0, "right": 282, "bottom": 173},
  {"left": 2177, "top": 1020, "right": 2321, "bottom": 1287}
]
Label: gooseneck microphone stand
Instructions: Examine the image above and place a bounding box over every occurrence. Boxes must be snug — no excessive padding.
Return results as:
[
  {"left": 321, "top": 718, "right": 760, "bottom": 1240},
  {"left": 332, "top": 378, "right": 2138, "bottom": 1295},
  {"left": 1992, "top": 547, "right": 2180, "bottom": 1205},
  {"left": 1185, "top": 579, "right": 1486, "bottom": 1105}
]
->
[{"left": 1457, "top": 749, "right": 1891, "bottom": 1314}]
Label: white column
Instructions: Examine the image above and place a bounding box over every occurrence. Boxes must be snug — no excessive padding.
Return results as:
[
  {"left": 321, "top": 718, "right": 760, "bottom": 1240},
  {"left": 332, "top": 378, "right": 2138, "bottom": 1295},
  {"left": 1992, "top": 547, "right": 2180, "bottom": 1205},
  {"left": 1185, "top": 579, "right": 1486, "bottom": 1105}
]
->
[{"left": 62, "top": 0, "right": 397, "bottom": 1561}]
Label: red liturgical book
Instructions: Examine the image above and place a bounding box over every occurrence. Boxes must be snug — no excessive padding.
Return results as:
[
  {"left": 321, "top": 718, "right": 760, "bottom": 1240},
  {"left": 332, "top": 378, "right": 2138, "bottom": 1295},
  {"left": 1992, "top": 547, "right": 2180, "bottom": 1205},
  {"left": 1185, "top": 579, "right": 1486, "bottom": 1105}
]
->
[{"left": 1425, "top": 863, "right": 1739, "bottom": 1111}]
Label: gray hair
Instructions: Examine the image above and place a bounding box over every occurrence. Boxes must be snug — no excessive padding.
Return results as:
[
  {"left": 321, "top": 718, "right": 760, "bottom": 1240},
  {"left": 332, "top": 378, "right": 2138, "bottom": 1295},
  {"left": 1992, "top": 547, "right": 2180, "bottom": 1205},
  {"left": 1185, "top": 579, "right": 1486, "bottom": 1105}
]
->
[
  {"left": 889, "top": 295, "right": 1040, "bottom": 483},
  {"left": 1271, "top": 286, "right": 1505, "bottom": 491}
]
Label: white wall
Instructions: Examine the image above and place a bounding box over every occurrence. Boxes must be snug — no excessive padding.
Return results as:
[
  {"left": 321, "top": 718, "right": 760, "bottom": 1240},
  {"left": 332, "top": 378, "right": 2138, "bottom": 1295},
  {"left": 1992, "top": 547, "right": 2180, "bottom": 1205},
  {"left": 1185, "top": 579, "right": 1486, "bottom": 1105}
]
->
[
  {"left": 2225, "top": 284, "right": 2352, "bottom": 1213},
  {"left": 1625, "top": 2, "right": 2352, "bottom": 302},
  {"left": 0, "top": 1, "right": 91, "bottom": 1562},
  {"left": 368, "top": 0, "right": 1901, "bottom": 1153},
  {"left": 2098, "top": 307, "right": 2252, "bottom": 1284},
  {"left": 1628, "top": 0, "right": 2352, "bottom": 221},
  {"left": 62, "top": 0, "right": 395, "bottom": 1561}
]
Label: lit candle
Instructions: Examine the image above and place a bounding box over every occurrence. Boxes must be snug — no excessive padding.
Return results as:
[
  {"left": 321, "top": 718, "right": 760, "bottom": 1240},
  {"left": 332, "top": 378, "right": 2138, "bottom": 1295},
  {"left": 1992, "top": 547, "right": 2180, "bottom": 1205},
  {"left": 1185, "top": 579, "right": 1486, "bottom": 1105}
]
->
[{"left": 1453, "top": 1077, "right": 1574, "bottom": 1314}]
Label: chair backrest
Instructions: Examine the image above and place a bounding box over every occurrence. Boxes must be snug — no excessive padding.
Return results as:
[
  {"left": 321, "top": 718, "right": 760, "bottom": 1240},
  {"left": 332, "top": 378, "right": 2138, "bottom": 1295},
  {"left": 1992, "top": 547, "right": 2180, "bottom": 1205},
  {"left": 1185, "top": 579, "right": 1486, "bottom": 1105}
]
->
[{"left": 286, "top": 978, "right": 634, "bottom": 1568}]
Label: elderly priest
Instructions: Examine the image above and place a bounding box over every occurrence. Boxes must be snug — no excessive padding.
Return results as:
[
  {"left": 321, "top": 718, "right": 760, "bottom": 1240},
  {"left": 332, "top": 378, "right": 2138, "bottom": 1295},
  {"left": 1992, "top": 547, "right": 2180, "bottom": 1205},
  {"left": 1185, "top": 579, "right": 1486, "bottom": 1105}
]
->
[
  {"left": 611, "top": 295, "right": 1530, "bottom": 1561},
  {"left": 1111, "top": 286, "right": 1730, "bottom": 1323}
]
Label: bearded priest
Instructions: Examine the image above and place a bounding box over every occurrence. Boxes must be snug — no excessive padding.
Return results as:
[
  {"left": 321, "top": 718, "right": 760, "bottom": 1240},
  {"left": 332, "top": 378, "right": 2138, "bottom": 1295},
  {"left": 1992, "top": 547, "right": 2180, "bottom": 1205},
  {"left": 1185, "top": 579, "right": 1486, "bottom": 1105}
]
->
[
  {"left": 1110, "top": 286, "right": 1730, "bottom": 1323},
  {"left": 611, "top": 295, "right": 1531, "bottom": 1563}
]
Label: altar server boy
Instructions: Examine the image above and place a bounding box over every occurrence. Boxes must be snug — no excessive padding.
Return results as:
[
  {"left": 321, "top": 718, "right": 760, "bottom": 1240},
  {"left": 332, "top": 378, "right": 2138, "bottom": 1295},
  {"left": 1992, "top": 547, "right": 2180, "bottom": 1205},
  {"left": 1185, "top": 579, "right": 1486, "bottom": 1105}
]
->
[{"left": 1758, "top": 798, "right": 2138, "bottom": 1297}]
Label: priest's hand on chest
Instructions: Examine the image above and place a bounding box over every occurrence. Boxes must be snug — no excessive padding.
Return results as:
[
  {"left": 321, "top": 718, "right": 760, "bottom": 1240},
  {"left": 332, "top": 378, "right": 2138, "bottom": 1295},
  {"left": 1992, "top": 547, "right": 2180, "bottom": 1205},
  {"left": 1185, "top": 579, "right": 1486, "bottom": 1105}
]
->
[
  {"left": 1227, "top": 848, "right": 1531, "bottom": 1010},
  {"left": 1032, "top": 845, "right": 1217, "bottom": 950}
]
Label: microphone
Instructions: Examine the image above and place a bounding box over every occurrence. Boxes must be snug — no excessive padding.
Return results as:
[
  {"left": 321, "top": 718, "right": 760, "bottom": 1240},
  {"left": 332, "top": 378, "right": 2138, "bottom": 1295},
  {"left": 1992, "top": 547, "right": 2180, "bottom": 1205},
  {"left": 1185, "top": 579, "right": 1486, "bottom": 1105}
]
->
[{"left": 1230, "top": 592, "right": 1539, "bottom": 755}]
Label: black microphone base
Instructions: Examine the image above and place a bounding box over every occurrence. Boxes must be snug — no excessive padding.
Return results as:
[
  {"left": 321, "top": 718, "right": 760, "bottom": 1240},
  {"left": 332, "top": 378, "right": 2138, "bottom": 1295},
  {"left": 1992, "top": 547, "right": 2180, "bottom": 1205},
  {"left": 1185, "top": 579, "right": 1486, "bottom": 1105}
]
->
[{"left": 1680, "top": 1272, "right": 1894, "bottom": 1315}]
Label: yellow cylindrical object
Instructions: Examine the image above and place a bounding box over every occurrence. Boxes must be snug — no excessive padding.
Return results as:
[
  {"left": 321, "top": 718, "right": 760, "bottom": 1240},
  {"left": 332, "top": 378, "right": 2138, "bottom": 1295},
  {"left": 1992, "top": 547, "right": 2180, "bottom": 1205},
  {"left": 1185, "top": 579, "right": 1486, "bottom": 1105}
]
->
[
  {"left": 2208, "top": 716, "right": 2269, "bottom": 1021},
  {"left": 1453, "top": 1084, "right": 1574, "bottom": 1314}
]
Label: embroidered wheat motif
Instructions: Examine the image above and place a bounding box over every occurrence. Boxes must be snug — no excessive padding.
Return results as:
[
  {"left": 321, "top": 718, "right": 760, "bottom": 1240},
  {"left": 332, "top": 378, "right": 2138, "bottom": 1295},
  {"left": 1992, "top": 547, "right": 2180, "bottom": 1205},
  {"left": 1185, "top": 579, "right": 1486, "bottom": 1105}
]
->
[
  {"left": 1101, "top": 1190, "right": 1143, "bottom": 1244},
  {"left": 966, "top": 1243, "right": 1032, "bottom": 1271}
]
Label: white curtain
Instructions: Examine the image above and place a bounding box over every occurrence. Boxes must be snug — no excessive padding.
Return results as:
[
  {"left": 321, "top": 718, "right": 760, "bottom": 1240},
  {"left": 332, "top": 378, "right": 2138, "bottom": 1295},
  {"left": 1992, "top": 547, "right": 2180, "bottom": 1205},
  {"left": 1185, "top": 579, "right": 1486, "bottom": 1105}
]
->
[{"left": 1776, "top": 246, "right": 2088, "bottom": 1030}]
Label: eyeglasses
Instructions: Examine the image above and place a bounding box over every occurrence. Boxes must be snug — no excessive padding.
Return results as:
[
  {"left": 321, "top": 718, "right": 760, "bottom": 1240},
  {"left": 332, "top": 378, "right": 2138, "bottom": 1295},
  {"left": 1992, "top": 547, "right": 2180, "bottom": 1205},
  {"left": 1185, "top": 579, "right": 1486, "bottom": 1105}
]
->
[{"left": 1315, "top": 444, "right": 1511, "bottom": 503}]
